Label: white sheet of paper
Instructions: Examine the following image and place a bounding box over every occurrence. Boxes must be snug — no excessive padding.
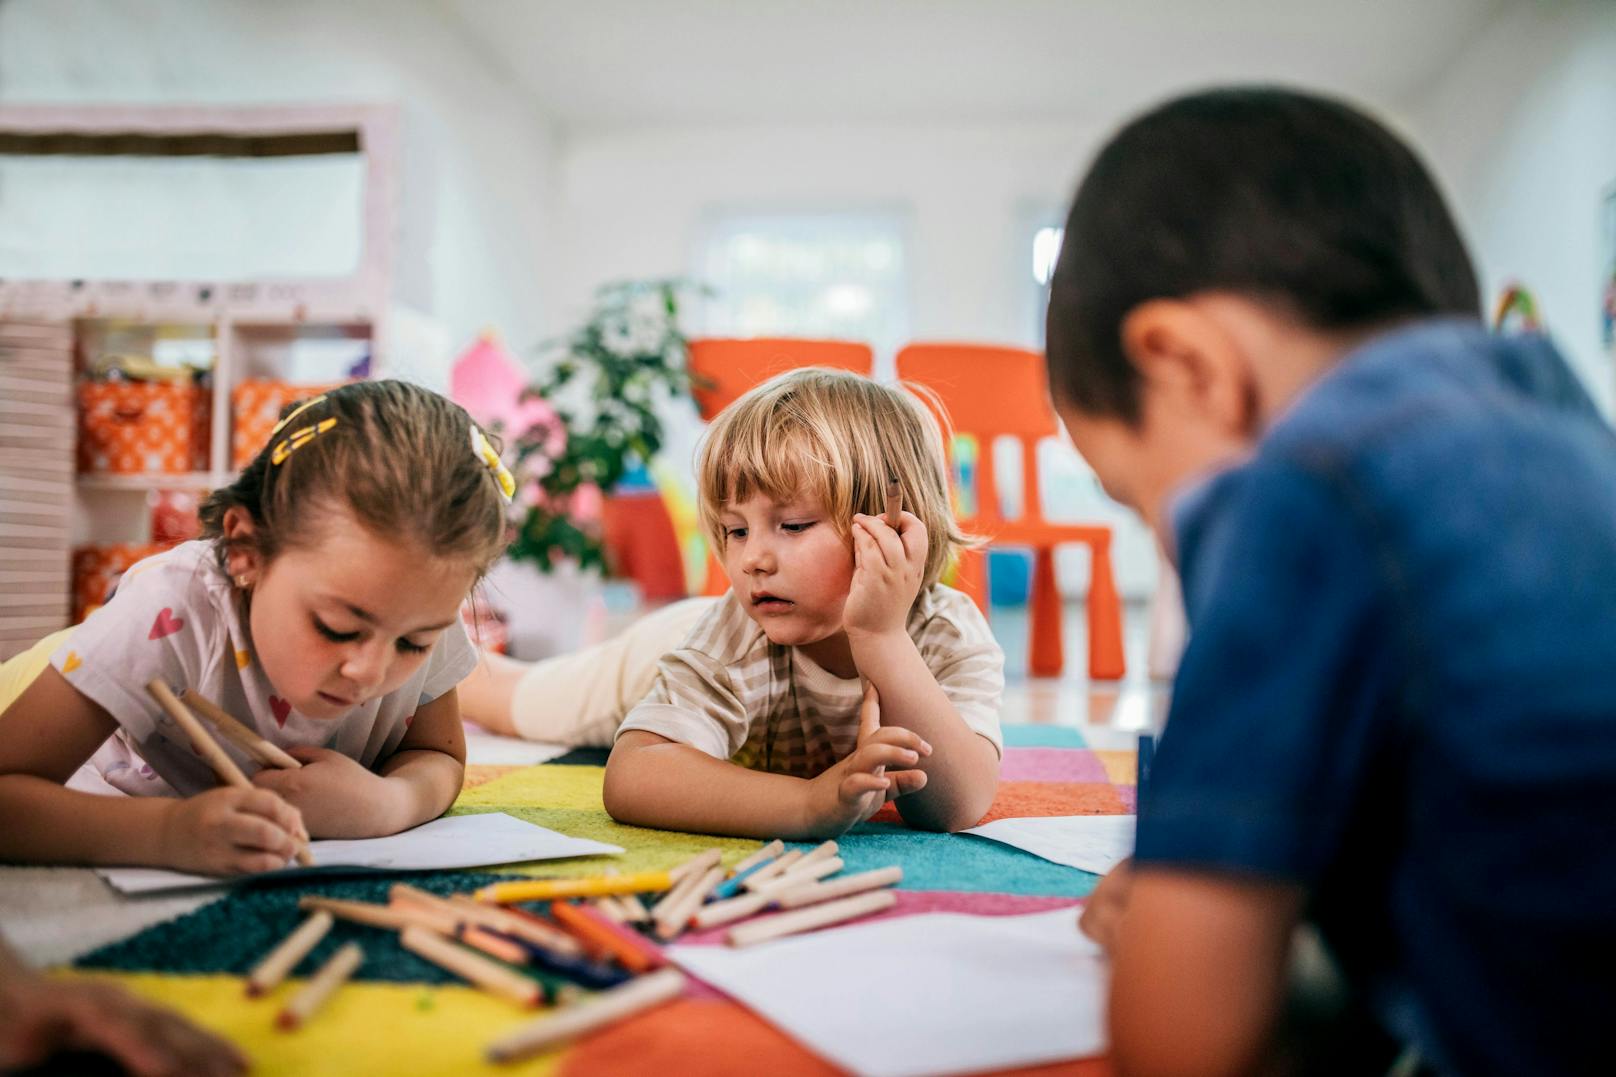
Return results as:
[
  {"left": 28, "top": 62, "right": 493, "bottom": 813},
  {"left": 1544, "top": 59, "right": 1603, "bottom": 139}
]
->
[
  {"left": 462, "top": 723, "right": 571, "bottom": 766},
  {"left": 97, "top": 812, "right": 621, "bottom": 895},
  {"left": 963, "top": 814, "right": 1135, "bottom": 875},
  {"left": 670, "top": 908, "right": 1107, "bottom": 1077}
]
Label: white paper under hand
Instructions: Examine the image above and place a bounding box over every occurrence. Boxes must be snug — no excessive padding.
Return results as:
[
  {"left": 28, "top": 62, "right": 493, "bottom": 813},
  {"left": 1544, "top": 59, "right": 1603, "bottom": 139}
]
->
[
  {"left": 96, "top": 812, "right": 622, "bottom": 894},
  {"left": 962, "top": 814, "right": 1135, "bottom": 875}
]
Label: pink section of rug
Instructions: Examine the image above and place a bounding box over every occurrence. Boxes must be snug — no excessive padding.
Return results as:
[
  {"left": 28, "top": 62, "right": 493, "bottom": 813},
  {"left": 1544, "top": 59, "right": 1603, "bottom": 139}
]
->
[{"left": 1001, "top": 747, "right": 1109, "bottom": 782}]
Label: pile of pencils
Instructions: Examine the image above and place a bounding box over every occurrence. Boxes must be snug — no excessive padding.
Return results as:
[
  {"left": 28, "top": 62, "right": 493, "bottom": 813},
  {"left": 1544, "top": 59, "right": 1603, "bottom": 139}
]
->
[{"left": 241, "top": 840, "right": 901, "bottom": 1063}]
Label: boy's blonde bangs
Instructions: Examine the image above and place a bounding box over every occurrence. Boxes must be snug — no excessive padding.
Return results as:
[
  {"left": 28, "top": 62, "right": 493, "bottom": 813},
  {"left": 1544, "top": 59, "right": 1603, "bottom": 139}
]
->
[{"left": 696, "top": 367, "right": 972, "bottom": 590}]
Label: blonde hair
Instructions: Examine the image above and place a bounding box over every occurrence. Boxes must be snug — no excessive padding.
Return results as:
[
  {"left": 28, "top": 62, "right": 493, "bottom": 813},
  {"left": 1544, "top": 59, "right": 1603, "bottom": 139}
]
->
[{"left": 696, "top": 367, "right": 971, "bottom": 590}]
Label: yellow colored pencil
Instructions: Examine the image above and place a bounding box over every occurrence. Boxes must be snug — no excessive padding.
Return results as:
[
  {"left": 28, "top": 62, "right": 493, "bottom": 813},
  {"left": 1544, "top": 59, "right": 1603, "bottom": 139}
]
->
[{"left": 475, "top": 870, "right": 675, "bottom": 904}]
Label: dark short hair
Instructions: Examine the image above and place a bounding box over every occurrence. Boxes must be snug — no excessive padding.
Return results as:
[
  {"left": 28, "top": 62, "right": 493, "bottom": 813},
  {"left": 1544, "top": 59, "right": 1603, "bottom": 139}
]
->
[{"left": 1046, "top": 86, "right": 1480, "bottom": 422}]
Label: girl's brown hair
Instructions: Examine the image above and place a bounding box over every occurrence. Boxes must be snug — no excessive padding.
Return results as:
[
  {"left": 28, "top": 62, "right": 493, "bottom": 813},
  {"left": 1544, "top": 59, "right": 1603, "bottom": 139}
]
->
[
  {"left": 200, "top": 380, "right": 509, "bottom": 575},
  {"left": 696, "top": 367, "right": 973, "bottom": 590}
]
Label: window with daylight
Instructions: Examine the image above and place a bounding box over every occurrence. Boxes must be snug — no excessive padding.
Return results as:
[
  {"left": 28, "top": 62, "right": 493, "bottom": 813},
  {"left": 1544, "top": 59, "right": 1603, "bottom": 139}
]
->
[{"left": 695, "top": 209, "right": 910, "bottom": 366}]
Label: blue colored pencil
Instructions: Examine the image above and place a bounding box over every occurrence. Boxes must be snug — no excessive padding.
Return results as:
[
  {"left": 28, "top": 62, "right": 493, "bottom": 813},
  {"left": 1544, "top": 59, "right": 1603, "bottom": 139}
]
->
[{"left": 709, "top": 858, "right": 772, "bottom": 901}]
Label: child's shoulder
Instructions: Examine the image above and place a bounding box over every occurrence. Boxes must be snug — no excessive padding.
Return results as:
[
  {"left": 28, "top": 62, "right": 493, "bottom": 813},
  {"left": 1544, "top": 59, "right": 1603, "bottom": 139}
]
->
[
  {"left": 909, "top": 584, "right": 999, "bottom": 649},
  {"left": 85, "top": 539, "right": 235, "bottom": 637}
]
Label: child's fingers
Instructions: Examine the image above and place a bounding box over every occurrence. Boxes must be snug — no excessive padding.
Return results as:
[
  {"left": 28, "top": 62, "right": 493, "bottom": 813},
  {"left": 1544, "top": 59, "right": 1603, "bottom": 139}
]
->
[
  {"left": 882, "top": 767, "right": 928, "bottom": 800},
  {"left": 856, "top": 513, "right": 906, "bottom": 569},
  {"left": 226, "top": 814, "right": 300, "bottom": 861},
  {"left": 851, "top": 743, "right": 922, "bottom": 773},
  {"left": 857, "top": 681, "right": 880, "bottom": 741},
  {"left": 896, "top": 510, "right": 928, "bottom": 564},
  {"left": 864, "top": 725, "right": 932, "bottom": 756},
  {"left": 235, "top": 787, "right": 309, "bottom": 844},
  {"left": 839, "top": 772, "right": 891, "bottom": 802}
]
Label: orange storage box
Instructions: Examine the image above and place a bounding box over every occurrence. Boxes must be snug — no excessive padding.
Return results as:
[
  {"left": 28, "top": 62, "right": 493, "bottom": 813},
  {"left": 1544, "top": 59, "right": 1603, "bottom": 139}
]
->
[
  {"left": 72, "top": 543, "right": 172, "bottom": 623},
  {"left": 232, "top": 379, "right": 350, "bottom": 468},
  {"left": 77, "top": 381, "right": 210, "bottom": 474}
]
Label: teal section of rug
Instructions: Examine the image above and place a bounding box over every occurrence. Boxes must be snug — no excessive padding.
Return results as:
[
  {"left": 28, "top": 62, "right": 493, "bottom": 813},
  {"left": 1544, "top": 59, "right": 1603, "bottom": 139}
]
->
[
  {"left": 1002, "top": 724, "right": 1089, "bottom": 748},
  {"left": 785, "top": 823, "right": 1099, "bottom": 898}
]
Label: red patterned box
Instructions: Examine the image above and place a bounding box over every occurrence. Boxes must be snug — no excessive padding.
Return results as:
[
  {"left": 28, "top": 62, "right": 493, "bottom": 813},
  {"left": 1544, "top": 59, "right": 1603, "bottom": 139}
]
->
[{"left": 72, "top": 543, "right": 171, "bottom": 623}]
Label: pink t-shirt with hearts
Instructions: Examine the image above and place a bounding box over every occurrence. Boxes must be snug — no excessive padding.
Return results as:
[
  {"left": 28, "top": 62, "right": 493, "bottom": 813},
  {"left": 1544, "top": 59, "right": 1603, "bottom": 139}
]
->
[{"left": 50, "top": 540, "right": 477, "bottom": 798}]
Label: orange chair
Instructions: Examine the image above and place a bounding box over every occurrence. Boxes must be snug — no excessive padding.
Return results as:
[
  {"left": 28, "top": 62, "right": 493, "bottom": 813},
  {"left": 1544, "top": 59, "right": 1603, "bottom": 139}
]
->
[
  {"left": 686, "top": 338, "right": 876, "bottom": 594},
  {"left": 895, "top": 343, "right": 1125, "bottom": 681}
]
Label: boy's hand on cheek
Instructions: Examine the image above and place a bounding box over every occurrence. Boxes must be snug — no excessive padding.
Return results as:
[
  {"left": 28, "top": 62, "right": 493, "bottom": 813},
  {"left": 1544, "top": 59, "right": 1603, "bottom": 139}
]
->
[
  {"left": 843, "top": 511, "right": 926, "bottom": 640},
  {"left": 251, "top": 746, "right": 389, "bottom": 838},
  {"left": 805, "top": 725, "right": 932, "bottom": 836}
]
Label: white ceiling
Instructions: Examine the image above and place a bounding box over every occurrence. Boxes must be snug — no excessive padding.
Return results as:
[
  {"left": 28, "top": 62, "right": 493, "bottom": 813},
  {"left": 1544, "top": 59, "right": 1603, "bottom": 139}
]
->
[{"left": 443, "top": 0, "right": 1510, "bottom": 132}]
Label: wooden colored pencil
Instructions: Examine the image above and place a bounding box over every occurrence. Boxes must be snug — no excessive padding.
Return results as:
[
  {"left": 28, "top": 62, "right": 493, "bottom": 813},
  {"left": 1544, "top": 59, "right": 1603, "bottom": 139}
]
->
[
  {"left": 690, "top": 889, "right": 774, "bottom": 930},
  {"left": 401, "top": 926, "right": 542, "bottom": 1008},
  {"left": 146, "top": 679, "right": 313, "bottom": 866},
  {"left": 445, "top": 896, "right": 583, "bottom": 957},
  {"left": 884, "top": 477, "right": 902, "bottom": 528},
  {"left": 246, "top": 910, "right": 333, "bottom": 996},
  {"left": 590, "top": 896, "right": 628, "bottom": 923},
  {"left": 729, "top": 839, "right": 785, "bottom": 876},
  {"left": 474, "top": 870, "right": 674, "bottom": 904},
  {"left": 298, "top": 896, "right": 449, "bottom": 934},
  {"left": 666, "top": 847, "right": 723, "bottom": 885},
  {"left": 615, "top": 891, "right": 651, "bottom": 924},
  {"left": 740, "top": 849, "right": 803, "bottom": 891},
  {"left": 456, "top": 923, "right": 531, "bottom": 966},
  {"left": 774, "top": 865, "right": 903, "bottom": 909},
  {"left": 653, "top": 865, "right": 724, "bottom": 940},
  {"left": 276, "top": 942, "right": 362, "bottom": 1031},
  {"left": 550, "top": 900, "right": 667, "bottom": 974},
  {"left": 485, "top": 968, "right": 687, "bottom": 1063},
  {"left": 181, "top": 689, "right": 301, "bottom": 769},
  {"left": 727, "top": 889, "right": 897, "bottom": 948},
  {"left": 758, "top": 856, "right": 844, "bottom": 894},
  {"left": 488, "top": 927, "right": 635, "bottom": 991}
]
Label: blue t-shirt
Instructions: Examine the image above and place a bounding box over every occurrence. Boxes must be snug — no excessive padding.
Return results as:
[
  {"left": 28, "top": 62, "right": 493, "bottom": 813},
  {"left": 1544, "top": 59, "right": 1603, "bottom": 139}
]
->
[{"left": 1137, "top": 318, "right": 1616, "bottom": 1076}]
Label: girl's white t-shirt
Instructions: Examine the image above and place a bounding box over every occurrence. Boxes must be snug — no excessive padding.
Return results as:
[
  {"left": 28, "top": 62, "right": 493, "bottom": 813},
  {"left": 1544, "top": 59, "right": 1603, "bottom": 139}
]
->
[{"left": 50, "top": 540, "right": 477, "bottom": 797}]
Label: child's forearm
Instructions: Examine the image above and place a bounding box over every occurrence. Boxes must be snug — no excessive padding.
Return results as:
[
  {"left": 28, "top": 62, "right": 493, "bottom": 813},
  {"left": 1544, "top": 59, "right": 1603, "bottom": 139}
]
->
[
  {"left": 371, "top": 749, "right": 465, "bottom": 835},
  {"left": 0, "top": 774, "right": 173, "bottom": 866},
  {"left": 603, "top": 734, "right": 826, "bottom": 840},
  {"left": 850, "top": 631, "right": 1000, "bottom": 831}
]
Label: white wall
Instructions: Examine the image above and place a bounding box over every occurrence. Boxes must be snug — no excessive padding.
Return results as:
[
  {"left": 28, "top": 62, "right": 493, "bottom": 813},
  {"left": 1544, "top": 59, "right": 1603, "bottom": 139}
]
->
[
  {"left": 1409, "top": 0, "right": 1616, "bottom": 413},
  {"left": 551, "top": 120, "right": 1165, "bottom": 600},
  {"left": 0, "top": 0, "right": 560, "bottom": 377},
  {"left": 550, "top": 121, "right": 1105, "bottom": 346}
]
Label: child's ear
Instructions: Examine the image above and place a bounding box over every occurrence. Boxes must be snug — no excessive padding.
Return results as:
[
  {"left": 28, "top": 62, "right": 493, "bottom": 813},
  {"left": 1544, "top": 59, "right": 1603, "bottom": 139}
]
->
[
  {"left": 1119, "top": 300, "right": 1258, "bottom": 436},
  {"left": 220, "top": 506, "right": 262, "bottom": 583}
]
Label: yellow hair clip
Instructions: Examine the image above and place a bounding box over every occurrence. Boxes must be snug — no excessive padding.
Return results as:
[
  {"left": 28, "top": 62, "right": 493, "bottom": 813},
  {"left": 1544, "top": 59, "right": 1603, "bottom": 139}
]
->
[
  {"left": 270, "top": 417, "right": 337, "bottom": 466},
  {"left": 470, "top": 426, "right": 516, "bottom": 503},
  {"left": 270, "top": 395, "right": 329, "bottom": 437}
]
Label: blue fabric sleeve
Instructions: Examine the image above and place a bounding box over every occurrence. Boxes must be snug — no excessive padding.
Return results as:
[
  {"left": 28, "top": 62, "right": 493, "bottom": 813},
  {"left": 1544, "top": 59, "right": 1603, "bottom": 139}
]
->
[{"left": 1136, "top": 457, "right": 1400, "bottom": 886}]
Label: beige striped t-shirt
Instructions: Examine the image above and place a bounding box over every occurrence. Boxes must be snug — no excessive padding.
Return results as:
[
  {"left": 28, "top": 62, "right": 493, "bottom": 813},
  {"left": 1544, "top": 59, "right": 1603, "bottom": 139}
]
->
[{"left": 616, "top": 584, "right": 1004, "bottom": 778}]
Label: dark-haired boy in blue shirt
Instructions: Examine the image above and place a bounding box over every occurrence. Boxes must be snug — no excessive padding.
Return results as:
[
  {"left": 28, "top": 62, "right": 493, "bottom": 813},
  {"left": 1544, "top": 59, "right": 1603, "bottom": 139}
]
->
[{"left": 1048, "top": 87, "right": 1616, "bottom": 1076}]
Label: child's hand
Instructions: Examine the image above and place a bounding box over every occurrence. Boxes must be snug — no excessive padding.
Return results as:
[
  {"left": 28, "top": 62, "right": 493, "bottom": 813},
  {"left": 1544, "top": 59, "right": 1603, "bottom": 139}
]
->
[
  {"left": 251, "top": 747, "right": 389, "bottom": 838},
  {"left": 157, "top": 786, "right": 307, "bottom": 876},
  {"left": 0, "top": 969, "right": 247, "bottom": 1077},
  {"left": 1078, "top": 858, "right": 1134, "bottom": 953},
  {"left": 805, "top": 710, "right": 931, "bottom": 836},
  {"left": 843, "top": 510, "right": 927, "bottom": 640}
]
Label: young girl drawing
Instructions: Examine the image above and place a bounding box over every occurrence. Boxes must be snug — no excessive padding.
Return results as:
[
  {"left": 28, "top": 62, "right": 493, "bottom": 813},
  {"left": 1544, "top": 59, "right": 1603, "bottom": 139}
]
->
[{"left": 0, "top": 380, "right": 512, "bottom": 875}]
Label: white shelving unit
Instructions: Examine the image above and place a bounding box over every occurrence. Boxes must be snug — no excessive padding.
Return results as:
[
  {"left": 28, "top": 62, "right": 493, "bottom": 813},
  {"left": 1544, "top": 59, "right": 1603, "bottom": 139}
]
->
[{"left": 0, "top": 105, "right": 397, "bottom": 657}]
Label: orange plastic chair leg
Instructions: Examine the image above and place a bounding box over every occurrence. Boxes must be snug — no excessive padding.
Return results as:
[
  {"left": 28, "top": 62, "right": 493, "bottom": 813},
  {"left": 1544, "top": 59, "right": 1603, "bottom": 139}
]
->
[
  {"left": 1029, "top": 547, "right": 1064, "bottom": 678},
  {"left": 1087, "top": 538, "right": 1127, "bottom": 681},
  {"left": 701, "top": 548, "right": 729, "bottom": 597},
  {"left": 954, "top": 547, "right": 989, "bottom": 614}
]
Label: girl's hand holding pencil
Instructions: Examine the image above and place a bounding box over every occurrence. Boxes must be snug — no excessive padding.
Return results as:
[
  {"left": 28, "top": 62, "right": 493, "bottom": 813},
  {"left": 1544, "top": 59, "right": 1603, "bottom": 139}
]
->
[{"left": 157, "top": 785, "right": 310, "bottom": 876}]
